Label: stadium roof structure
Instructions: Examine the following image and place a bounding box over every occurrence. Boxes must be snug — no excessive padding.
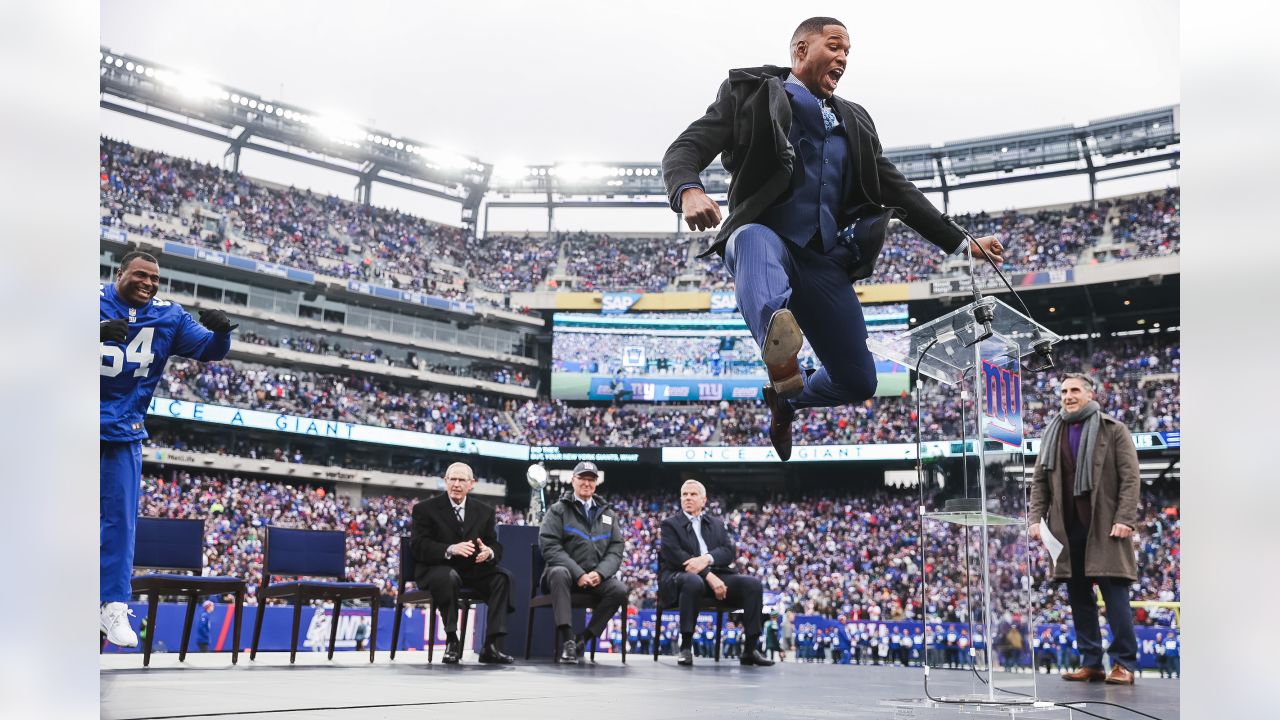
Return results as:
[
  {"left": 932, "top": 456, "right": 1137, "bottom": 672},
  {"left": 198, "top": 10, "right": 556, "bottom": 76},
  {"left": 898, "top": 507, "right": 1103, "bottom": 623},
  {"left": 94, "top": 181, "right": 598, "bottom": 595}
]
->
[{"left": 100, "top": 47, "right": 1178, "bottom": 233}]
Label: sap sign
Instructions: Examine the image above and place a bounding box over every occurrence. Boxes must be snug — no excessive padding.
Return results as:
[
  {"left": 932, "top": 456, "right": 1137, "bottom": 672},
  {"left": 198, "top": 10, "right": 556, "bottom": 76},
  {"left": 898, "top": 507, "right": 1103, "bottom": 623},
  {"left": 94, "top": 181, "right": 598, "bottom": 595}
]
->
[
  {"left": 709, "top": 291, "right": 737, "bottom": 313},
  {"left": 601, "top": 292, "right": 642, "bottom": 314}
]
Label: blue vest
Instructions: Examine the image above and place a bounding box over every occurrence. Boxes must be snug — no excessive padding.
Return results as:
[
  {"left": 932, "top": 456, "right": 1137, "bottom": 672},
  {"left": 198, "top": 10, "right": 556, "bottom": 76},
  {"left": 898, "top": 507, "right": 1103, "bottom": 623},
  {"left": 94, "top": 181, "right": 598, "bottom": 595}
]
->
[{"left": 757, "top": 82, "right": 850, "bottom": 252}]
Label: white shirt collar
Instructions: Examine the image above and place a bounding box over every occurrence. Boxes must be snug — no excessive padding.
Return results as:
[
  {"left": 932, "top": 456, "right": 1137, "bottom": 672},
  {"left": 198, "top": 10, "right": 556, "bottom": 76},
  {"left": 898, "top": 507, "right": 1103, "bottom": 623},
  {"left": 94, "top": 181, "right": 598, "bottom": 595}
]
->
[{"left": 449, "top": 498, "right": 466, "bottom": 511}]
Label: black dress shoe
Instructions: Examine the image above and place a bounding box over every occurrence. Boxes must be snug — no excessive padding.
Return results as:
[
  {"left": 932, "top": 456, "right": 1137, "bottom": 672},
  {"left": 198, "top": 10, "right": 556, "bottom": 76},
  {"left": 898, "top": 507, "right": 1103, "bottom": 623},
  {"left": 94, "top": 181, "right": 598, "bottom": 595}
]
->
[
  {"left": 559, "top": 639, "right": 578, "bottom": 663},
  {"left": 740, "top": 648, "right": 775, "bottom": 667},
  {"left": 442, "top": 639, "right": 462, "bottom": 664},
  {"left": 677, "top": 646, "right": 694, "bottom": 666},
  {"left": 478, "top": 642, "right": 513, "bottom": 664},
  {"left": 763, "top": 385, "right": 796, "bottom": 461}
]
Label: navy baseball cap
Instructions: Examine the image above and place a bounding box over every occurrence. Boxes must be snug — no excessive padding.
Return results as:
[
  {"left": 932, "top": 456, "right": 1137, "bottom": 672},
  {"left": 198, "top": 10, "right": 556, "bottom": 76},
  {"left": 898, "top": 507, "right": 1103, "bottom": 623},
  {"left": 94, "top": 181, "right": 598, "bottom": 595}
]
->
[{"left": 572, "top": 461, "right": 600, "bottom": 477}]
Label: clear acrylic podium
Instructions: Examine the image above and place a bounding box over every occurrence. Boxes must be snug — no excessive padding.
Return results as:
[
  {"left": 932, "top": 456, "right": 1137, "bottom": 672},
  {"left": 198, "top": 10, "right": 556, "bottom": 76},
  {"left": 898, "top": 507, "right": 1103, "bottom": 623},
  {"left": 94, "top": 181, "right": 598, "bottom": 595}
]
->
[{"left": 867, "top": 297, "right": 1068, "bottom": 716}]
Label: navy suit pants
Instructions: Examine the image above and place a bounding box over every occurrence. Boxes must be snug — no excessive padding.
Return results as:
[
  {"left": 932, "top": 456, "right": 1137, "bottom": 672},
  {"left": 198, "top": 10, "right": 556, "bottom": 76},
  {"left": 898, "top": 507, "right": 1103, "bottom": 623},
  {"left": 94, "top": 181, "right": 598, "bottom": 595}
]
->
[{"left": 724, "top": 223, "right": 878, "bottom": 409}]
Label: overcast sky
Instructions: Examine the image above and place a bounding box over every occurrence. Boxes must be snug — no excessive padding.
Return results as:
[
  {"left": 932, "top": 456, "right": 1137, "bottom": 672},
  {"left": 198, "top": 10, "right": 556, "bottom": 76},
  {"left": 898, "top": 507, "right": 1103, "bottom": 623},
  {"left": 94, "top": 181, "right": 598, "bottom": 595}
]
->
[{"left": 100, "top": 0, "right": 1180, "bottom": 232}]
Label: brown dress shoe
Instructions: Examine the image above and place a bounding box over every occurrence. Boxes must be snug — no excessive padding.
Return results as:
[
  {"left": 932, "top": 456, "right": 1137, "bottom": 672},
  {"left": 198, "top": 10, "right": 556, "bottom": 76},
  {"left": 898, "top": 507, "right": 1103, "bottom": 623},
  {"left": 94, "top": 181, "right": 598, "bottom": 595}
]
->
[
  {"left": 1105, "top": 665, "right": 1135, "bottom": 685},
  {"left": 1062, "top": 666, "right": 1106, "bottom": 682},
  {"left": 761, "top": 309, "right": 804, "bottom": 398},
  {"left": 763, "top": 385, "right": 796, "bottom": 461}
]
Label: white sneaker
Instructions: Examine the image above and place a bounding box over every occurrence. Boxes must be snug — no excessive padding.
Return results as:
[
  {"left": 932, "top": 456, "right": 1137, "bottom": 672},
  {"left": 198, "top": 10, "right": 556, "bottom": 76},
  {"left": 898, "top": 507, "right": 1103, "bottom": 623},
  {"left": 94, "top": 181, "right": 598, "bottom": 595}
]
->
[{"left": 100, "top": 602, "right": 139, "bottom": 647}]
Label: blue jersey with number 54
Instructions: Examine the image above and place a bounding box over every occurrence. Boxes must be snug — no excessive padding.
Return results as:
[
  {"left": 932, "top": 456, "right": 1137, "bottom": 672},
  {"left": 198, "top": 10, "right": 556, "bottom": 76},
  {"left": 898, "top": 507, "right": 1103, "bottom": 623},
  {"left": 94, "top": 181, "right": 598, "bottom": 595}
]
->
[{"left": 100, "top": 283, "right": 231, "bottom": 441}]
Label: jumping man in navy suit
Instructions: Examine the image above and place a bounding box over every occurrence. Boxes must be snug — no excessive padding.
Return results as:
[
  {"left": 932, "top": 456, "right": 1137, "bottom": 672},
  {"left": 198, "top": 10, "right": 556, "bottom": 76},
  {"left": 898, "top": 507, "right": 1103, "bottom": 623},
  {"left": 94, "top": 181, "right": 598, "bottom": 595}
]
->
[
  {"left": 658, "top": 480, "right": 773, "bottom": 667},
  {"left": 663, "top": 17, "right": 1004, "bottom": 460}
]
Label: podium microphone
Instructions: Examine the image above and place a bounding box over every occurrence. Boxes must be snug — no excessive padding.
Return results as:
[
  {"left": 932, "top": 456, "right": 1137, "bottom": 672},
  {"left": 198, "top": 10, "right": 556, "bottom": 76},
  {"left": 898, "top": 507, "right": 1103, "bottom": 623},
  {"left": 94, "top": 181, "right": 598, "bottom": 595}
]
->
[{"left": 942, "top": 214, "right": 994, "bottom": 345}]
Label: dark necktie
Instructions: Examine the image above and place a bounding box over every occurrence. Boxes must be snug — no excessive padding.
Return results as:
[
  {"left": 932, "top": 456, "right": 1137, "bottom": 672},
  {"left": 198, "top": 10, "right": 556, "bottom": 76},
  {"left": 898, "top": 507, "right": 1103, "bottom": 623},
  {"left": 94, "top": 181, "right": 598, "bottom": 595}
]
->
[{"left": 454, "top": 506, "right": 463, "bottom": 524}]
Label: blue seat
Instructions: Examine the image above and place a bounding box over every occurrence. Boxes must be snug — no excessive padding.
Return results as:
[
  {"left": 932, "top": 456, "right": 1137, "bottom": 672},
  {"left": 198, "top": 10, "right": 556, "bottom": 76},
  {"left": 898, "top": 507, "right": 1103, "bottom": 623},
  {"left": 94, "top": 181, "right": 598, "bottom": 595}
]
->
[
  {"left": 131, "top": 517, "right": 247, "bottom": 667},
  {"left": 249, "top": 526, "right": 380, "bottom": 664}
]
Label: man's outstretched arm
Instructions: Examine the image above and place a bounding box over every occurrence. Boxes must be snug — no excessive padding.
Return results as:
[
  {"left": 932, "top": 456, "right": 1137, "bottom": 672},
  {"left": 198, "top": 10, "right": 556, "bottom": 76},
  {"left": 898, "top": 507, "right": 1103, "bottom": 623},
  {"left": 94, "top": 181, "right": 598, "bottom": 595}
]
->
[{"left": 662, "top": 79, "right": 734, "bottom": 230}]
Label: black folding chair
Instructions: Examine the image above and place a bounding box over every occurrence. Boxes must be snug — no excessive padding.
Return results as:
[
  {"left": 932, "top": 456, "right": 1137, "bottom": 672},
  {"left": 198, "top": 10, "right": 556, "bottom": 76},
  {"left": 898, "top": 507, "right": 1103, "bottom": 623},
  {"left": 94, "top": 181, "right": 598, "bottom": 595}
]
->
[
  {"left": 131, "top": 517, "right": 246, "bottom": 667},
  {"left": 653, "top": 591, "right": 740, "bottom": 662},
  {"left": 249, "top": 527, "right": 379, "bottom": 663},
  {"left": 526, "top": 543, "right": 628, "bottom": 663},
  {"left": 390, "top": 536, "right": 486, "bottom": 662}
]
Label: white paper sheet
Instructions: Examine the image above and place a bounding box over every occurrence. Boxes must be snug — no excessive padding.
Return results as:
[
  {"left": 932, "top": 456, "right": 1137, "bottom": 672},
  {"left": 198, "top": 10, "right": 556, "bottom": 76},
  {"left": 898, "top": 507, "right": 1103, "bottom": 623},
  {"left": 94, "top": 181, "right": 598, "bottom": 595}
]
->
[{"left": 1039, "top": 518, "right": 1064, "bottom": 568}]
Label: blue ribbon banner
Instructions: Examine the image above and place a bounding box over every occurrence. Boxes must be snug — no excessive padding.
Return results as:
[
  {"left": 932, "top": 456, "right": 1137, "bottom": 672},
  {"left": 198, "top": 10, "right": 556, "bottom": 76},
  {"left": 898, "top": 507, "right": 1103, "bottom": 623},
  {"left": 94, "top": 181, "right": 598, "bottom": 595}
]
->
[
  {"left": 345, "top": 280, "right": 475, "bottom": 316},
  {"left": 162, "top": 241, "right": 316, "bottom": 284},
  {"left": 145, "top": 397, "right": 1176, "bottom": 465},
  {"left": 146, "top": 397, "right": 529, "bottom": 460}
]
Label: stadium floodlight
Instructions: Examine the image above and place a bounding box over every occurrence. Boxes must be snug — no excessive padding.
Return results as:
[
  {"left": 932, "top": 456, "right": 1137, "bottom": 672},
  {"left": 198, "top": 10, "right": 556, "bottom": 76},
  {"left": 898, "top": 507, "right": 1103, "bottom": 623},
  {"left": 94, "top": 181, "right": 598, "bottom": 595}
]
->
[
  {"left": 420, "top": 146, "right": 471, "bottom": 169},
  {"left": 154, "top": 69, "right": 224, "bottom": 103},
  {"left": 125, "top": 61, "right": 134, "bottom": 71},
  {"left": 492, "top": 163, "right": 528, "bottom": 181},
  {"left": 310, "top": 114, "right": 366, "bottom": 144},
  {"left": 556, "top": 164, "right": 588, "bottom": 181}
]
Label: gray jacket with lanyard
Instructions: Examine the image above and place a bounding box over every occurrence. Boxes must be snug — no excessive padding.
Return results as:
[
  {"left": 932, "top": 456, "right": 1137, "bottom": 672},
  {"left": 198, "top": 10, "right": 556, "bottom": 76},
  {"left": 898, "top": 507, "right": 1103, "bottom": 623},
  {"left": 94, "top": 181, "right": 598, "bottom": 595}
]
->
[{"left": 538, "top": 491, "right": 625, "bottom": 584}]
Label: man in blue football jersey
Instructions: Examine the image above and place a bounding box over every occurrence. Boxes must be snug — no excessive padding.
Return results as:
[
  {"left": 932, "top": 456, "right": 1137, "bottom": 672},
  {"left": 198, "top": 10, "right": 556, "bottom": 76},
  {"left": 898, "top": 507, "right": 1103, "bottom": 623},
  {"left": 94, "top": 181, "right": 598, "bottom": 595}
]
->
[{"left": 99, "top": 250, "right": 237, "bottom": 647}]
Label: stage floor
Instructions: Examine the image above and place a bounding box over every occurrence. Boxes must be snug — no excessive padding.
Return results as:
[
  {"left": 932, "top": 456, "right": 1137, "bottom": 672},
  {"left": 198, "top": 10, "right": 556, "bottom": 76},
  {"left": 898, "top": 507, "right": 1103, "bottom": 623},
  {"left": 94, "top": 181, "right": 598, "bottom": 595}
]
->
[{"left": 101, "top": 652, "right": 1179, "bottom": 720}]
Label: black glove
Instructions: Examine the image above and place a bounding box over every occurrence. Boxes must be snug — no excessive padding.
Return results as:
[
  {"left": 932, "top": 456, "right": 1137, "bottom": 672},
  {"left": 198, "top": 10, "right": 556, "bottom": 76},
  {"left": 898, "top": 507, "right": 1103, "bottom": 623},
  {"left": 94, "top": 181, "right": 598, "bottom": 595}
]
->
[
  {"left": 197, "top": 308, "right": 238, "bottom": 334},
  {"left": 100, "top": 318, "right": 128, "bottom": 344}
]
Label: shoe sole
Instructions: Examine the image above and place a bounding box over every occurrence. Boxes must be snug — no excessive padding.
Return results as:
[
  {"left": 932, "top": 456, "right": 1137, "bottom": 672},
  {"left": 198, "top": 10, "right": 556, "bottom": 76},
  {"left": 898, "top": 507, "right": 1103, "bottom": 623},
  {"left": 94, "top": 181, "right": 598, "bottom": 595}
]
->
[
  {"left": 762, "top": 310, "right": 804, "bottom": 398},
  {"left": 101, "top": 629, "right": 139, "bottom": 648}
]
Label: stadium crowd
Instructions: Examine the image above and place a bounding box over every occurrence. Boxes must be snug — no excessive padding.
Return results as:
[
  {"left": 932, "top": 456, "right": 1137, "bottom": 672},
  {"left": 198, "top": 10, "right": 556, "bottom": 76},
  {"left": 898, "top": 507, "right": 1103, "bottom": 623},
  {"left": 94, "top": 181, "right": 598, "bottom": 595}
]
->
[
  {"left": 237, "top": 330, "right": 532, "bottom": 387},
  {"left": 101, "top": 138, "right": 1180, "bottom": 297},
  {"left": 134, "top": 471, "right": 1179, "bottom": 632},
  {"left": 158, "top": 332, "right": 1179, "bottom": 448}
]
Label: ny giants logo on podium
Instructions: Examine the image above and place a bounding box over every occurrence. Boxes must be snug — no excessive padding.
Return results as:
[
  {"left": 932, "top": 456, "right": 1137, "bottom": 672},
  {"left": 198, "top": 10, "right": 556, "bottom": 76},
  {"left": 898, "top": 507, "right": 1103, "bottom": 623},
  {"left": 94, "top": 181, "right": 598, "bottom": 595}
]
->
[{"left": 981, "top": 352, "right": 1023, "bottom": 448}]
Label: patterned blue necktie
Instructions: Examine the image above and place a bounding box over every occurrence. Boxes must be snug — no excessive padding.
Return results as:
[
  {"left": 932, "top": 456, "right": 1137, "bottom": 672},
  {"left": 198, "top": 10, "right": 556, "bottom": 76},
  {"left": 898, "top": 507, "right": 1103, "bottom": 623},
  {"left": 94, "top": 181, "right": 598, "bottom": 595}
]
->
[{"left": 820, "top": 100, "right": 838, "bottom": 133}]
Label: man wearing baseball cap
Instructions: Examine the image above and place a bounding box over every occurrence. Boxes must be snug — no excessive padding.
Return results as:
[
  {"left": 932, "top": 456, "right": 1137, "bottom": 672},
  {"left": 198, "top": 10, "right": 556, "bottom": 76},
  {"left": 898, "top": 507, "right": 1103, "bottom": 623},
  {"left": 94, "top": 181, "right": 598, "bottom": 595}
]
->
[{"left": 537, "top": 461, "right": 628, "bottom": 663}]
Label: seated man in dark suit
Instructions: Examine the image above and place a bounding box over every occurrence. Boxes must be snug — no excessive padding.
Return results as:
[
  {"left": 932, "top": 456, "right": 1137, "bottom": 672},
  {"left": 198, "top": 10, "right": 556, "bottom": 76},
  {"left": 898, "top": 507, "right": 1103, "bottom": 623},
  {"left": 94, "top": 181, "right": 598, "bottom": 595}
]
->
[
  {"left": 410, "top": 461, "right": 513, "bottom": 664},
  {"left": 658, "top": 480, "right": 774, "bottom": 667}
]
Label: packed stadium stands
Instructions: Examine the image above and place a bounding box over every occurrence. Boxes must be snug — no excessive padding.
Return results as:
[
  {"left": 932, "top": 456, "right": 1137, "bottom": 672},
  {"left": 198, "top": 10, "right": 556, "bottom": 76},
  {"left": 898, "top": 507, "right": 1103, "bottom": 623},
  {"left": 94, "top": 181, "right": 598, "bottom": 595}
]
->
[
  {"left": 106, "top": 128, "right": 1181, "bottom": 657},
  {"left": 135, "top": 470, "right": 1179, "bottom": 630},
  {"left": 158, "top": 330, "right": 1179, "bottom": 448},
  {"left": 101, "top": 138, "right": 1180, "bottom": 297}
]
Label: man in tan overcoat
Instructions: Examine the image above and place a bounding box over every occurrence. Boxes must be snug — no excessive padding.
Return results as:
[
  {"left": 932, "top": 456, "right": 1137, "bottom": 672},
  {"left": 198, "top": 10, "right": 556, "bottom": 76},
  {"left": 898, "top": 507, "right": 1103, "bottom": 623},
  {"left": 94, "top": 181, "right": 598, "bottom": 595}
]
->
[{"left": 1029, "top": 373, "right": 1141, "bottom": 685}]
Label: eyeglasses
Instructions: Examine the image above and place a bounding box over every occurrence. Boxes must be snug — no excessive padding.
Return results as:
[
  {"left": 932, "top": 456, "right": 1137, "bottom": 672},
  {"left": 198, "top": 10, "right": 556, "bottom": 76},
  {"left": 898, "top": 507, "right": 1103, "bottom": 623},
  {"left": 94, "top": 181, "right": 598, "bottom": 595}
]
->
[{"left": 444, "top": 477, "right": 471, "bottom": 484}]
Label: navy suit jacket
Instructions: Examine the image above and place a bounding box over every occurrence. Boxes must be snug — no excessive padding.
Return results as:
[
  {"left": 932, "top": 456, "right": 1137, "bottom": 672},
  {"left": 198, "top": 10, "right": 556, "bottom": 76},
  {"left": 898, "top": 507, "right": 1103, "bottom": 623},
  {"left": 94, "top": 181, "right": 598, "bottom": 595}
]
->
[{"left": 657, "top": 512, "right": 738, "bottom": 607}]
